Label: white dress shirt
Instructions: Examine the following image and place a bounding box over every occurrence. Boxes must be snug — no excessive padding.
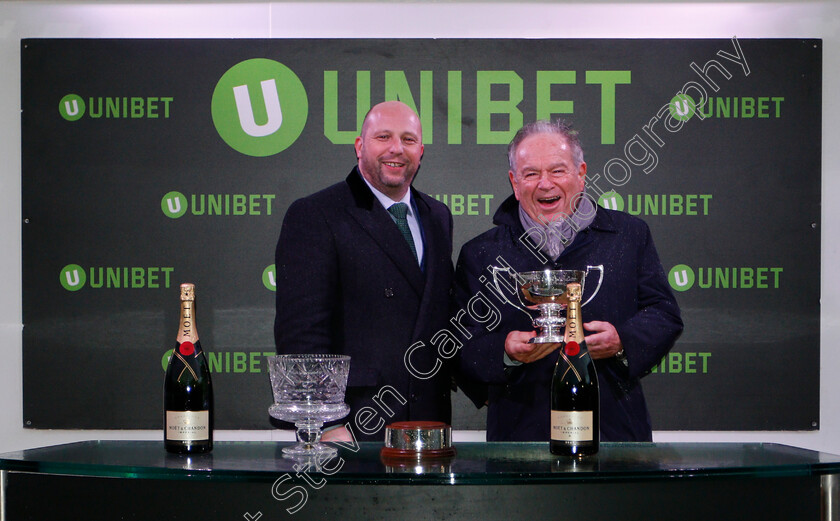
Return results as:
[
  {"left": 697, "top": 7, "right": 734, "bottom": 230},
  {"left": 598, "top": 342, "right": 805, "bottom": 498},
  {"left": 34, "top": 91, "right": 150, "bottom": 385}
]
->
[{"left": 361, "top": 177, "right": 424, "bottom": 266}]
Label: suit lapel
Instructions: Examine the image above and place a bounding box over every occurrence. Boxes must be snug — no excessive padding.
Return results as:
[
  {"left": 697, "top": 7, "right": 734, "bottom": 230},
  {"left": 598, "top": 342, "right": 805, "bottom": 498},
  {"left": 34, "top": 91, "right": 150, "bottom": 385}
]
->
[
  {"left": 410, "top": 192, "right": 447, "bottom": 340},
  {"left": 344, "top": 170, "right": 425, "bottom": 297}
]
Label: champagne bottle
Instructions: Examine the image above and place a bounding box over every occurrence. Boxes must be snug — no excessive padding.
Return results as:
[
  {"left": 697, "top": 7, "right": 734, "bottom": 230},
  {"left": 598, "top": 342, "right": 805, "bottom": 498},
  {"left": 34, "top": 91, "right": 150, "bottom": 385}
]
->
[
  {"left": 164, "top": 283, "right": 213, "bottom": 454},
  {"left": 550, "top": 282, "right": 599, "bottom": 456}
]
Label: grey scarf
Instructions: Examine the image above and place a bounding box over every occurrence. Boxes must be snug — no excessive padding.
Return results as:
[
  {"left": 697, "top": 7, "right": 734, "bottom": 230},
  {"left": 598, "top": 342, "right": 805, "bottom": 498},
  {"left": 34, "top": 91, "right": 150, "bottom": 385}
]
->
[{"left": 518, "top": 194, "right": 597, "bottom": 261}]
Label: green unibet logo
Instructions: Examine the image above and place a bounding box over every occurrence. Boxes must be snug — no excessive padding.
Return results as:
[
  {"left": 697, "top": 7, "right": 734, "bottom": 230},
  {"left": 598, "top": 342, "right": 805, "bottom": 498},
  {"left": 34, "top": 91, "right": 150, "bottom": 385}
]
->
[
  {"left": 58, "top": 265, "right": 174, "bottom": 290},
  {"left": 263, "top": 264, "right": 276, "bottom": 292},
  {"left": 211, "top": 59, "right": 308, "bottom": 157},
  {"left": 597, "top": 191, "right": 624, "bottom": 211},
  {"left": 669, "top": 264, "right": 695, "bottom": 292},
  {"left": 161, "top": 191, "right": 188, "bottom": 219},
  {"left": 60, "top": 264, "right": 87, "bottom": 291},
  {"left": 59, "top": 94, "right": 85, "bottom": 121},
  {"left": 669, "top": 94, "right": 696, "bottom": 122}
]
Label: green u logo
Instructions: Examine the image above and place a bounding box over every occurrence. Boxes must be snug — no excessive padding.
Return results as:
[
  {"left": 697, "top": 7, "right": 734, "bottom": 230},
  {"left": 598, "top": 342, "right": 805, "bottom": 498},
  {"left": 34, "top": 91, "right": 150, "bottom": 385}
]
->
[{"left": 211, "top": 59, "right": 308, "bottom": 157}]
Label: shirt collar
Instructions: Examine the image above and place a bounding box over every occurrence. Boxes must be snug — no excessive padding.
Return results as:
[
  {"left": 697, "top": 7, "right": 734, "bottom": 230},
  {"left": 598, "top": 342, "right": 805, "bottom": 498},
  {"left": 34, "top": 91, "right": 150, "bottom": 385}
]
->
[{"left": 360, "top": 175, "right": 414, "bottom": 216}]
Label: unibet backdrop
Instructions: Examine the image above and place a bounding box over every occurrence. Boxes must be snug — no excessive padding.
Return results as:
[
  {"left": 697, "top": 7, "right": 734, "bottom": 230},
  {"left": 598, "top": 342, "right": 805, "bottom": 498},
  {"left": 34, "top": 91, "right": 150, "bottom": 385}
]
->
[{"left": 21, "top": 39, "right": 821, "bottom": 431}]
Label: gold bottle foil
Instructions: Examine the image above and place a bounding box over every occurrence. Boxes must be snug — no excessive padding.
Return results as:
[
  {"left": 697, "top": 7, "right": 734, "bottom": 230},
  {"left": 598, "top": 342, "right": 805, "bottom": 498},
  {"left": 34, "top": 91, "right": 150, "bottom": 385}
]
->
[
  {"left": 564, "top": 282, "right": 584, "bottom": 344},
  {"left": 177, "top": 283, "right": 198, "bottom": 343},
  {"left": 180, "top": 283, "right": 195, "bottom": 301}
]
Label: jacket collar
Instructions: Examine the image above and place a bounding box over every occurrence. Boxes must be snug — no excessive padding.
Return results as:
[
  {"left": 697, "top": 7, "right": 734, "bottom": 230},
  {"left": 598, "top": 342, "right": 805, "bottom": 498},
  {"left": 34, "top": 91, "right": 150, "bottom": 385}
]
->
[
  {"left": 344, "top": 166, "right": 427, "bottom": 296},
  {"left": 346, "top": 166, "right": 377, "bottom": 209}
]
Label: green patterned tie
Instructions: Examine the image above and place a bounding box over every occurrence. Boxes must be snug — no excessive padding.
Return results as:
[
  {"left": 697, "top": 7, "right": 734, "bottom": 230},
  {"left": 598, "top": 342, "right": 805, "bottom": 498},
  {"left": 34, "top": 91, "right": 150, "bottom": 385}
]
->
[{"left": 388, "top": 203, "right": 418, "bottom": 262}]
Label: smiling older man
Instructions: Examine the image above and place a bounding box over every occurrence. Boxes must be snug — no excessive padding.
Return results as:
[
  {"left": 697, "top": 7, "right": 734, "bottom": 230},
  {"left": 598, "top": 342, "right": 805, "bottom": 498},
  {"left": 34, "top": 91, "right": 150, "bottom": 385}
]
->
[{"left": 454, "top": 120, "right": 683, "bottom": 442}]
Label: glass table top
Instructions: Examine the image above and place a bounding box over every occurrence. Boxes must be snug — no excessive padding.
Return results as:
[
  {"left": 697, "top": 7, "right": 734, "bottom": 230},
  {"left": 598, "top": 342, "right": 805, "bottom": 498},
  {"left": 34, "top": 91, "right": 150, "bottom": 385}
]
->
[{"left": 1, "top": 441, "right": 839, "bottom": 485}]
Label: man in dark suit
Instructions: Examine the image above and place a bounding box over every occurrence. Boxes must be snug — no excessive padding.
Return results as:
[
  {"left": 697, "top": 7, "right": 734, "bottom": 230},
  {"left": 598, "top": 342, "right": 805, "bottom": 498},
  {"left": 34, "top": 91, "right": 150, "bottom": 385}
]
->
[{"left": 274, "top": 101, "right": 455, "bottom": 442}]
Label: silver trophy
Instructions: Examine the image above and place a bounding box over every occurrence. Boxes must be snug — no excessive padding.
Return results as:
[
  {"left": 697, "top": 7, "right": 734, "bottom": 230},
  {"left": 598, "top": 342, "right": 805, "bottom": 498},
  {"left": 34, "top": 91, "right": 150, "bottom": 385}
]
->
[
  {"left": 492, "top": 266, "right": 603, "bottom": 343},
  {"left": 268, "top": 354, "right": 351, "bottom": 457}
]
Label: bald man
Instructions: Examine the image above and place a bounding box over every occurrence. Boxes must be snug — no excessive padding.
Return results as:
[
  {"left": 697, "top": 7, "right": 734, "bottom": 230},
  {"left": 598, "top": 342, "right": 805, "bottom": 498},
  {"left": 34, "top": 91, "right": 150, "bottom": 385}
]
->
[{"left": 274, "top": 102, "right": 458, "bottom": 442}]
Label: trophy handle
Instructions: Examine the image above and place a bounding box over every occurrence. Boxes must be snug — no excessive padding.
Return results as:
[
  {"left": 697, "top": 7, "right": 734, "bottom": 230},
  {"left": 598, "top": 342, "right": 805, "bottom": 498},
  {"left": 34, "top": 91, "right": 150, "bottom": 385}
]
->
[
  {"left": 489, "top": 266, "right": 533, "bottom": 319},
  {"left": 581, "top": 265, "right": 604, "bottom": 308}
]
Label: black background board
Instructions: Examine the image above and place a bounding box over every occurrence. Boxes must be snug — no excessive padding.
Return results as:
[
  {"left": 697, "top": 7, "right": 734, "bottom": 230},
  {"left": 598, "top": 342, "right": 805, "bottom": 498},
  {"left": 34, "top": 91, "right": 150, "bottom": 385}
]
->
[{"left": 21, "top": 38, "right": 821, "bottom": 430}]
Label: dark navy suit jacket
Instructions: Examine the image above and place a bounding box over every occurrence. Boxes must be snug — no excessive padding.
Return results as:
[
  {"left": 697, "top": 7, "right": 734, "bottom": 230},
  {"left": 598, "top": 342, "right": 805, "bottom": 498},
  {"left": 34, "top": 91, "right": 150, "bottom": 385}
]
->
[
  {"left": 274, "top": 168, "right": 455, "bottom": 441},
  {"left": 454, "top": 195, "right": 683, "bottom": 442}
]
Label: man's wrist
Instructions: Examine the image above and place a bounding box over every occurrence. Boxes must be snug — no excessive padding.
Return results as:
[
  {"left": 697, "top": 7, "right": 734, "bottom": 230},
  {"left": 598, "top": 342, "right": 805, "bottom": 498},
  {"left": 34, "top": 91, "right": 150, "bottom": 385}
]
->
[
  {"left": 504, "top": 351, "right": 523, "bottom": 367},
  {"left": 614, "top": 348, "right": 629, "bottom": 367}
]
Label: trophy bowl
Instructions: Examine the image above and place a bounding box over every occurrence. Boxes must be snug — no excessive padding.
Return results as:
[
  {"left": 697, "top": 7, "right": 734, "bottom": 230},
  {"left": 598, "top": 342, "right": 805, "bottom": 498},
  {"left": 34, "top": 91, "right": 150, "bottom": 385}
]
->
[
  {"left": 268, "top": 354, "right": 351, "bottom": 457},
  {"left": 491, "top": 266, "right": 603, "bottom": 344},
  {"left": 519, "top": 269, "right": 585, "bottom": 305},
  {"left": 518, "top": 269, "right": 584, "bottom": 343}
]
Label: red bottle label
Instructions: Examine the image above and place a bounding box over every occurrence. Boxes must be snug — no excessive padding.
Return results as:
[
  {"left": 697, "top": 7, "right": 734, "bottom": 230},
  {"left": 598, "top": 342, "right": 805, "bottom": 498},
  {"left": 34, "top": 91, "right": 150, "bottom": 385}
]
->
[
  {"left": 565, "top": 341, "right": 580, "bottom": 357},
  {"left": 179, "top": 341, "right": 195, "bottom": 356}
]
